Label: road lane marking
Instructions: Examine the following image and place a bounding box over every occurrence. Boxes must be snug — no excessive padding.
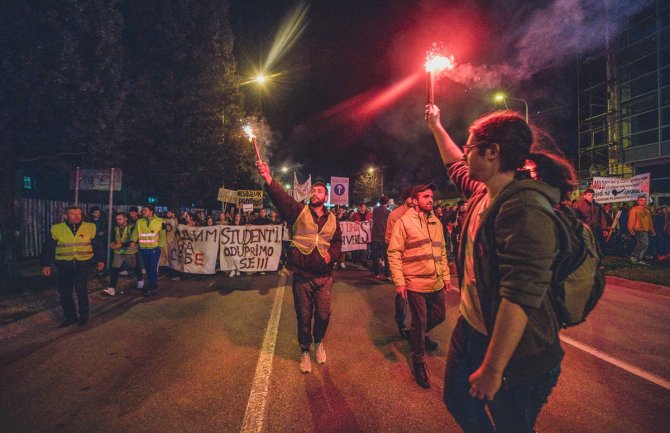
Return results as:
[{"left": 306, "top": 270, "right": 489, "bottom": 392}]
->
[
  {"left": 240, "top": 275, "right": 287, "bottom": 433},
  {"left": 560, "top": 335, "right": 670, "bottom": 391}
]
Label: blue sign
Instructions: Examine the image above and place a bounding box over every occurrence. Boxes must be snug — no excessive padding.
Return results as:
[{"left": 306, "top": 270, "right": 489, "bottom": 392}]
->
[{"left": 333, "top": 184, "right": 346, "bottom": 195}]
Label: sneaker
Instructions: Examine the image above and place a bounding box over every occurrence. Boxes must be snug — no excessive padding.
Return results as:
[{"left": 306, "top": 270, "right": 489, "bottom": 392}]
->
[
  {"left": 315, "top": 342, "right": 326, "bottom": 364},
  {"left": 629, "top": 257, "right": 638, "bottom": 264},
  {"left": 78, "top": 314, "right": 89, "bottom": 326},
  {"left": 58, "top": 318, "right": 77, "bottom": 328},
  {"left": 136, "top": 280, "right": 145, "bottom": 290},
  {"left": 119, "top": 270, "right": 129, "bottom": 276},
  {"left": 260, "top": 272, "right": 266, "bottom": 275},
  {"left": 398, "top": 326, "right": 410, "bottom": 340},
  {"left": 299, "top": 351, "right": 312, "bottom": 373},
  {"left": 141, "top": 269, "right": 147, "bottom": 274},
  {"left": 229, "top": 270, "right": 236, "bottom": 277},
  {"left": 412, "top": 362, "right": 430, "bottom": 389},
  {"left": 425, "top": 335, "right": 438, "bottom": 351},
  {"left": 143, "top": 289, "right": 154, "bottom": 297},
  {"left": 638, "top": 260, "right": 650, "bottom": 266},
  {"left": 340, "top": 262, "right": 346, "bottom": 269},
  {"left": 102, "top": 287, "right": 116, "bottom": 296}
]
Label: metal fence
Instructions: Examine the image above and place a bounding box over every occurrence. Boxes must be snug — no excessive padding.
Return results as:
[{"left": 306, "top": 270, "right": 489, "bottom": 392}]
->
[{"left": 15, "top": 198, "right": 140, "bottom": 258}]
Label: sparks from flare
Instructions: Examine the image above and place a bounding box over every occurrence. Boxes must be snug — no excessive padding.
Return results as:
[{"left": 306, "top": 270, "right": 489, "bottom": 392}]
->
[
  {"left": 425, "top": 44, "right": 455, "bottom": 106},
  {"left": 243, "top": 125, "right": 263, "bottom": 163}
]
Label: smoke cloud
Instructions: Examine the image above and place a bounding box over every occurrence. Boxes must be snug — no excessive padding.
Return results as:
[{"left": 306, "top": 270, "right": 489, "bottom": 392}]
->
[{"left": 442, "top": 0, "right": 653, "bottom": 88}]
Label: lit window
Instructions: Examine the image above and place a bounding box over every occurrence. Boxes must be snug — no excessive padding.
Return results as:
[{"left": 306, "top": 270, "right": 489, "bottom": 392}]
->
[{"left": 23, "top": 176, "right": 33, "bottom": 190}]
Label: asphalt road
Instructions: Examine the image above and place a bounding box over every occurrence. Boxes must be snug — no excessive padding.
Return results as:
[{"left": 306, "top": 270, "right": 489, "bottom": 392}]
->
[{"left": 1, "top": 267, "right": 668, "bottom": 433}]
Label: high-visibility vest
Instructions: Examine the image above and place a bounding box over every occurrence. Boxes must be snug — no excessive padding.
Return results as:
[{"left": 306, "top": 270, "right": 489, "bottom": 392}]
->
[
  {"left": 136, "top": 217, "right": 164, "bottom": 249},
  {"left": 113, "top": 225, "right": 138, "bottom": 255},
  {"left": 291, "top": 206, "right": 337, "bottom": 257},
  {"left": 51, "top": 222, "right": 96, "bottom": 261}
]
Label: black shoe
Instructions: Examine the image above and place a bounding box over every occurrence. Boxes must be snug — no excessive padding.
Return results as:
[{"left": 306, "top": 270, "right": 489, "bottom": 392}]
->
[
  {"left": 78, "top": 314, "right": 89, "bottom": 326},
  {"left": 425, "top": 335, "right": 438, "bottom": 351},
  {"left": 58, "top": 318, "right": 77, "bottom": 328},
  {"left": 399, "top": 326, "right": 410, "bottom": 340},
  {"left": 143, "top": 289, "right": 154, "bottom": 297},
  {"left": 412, "top": 362, "right": 430, "bottom": 389}
]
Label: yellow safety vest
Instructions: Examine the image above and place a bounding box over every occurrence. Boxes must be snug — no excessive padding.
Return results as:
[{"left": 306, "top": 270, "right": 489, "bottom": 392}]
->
[
  {"left": 291, "top": 206, "right": 337, "bottom": 257},
  {"left": 136, "top": 217, "right": 164, "bottom": 249},
  {"left": 51, "top": 222, "right": 96, "bottom": 261},
  {"left": 114, "top": 225, "right": 138, "bottom": 255}
]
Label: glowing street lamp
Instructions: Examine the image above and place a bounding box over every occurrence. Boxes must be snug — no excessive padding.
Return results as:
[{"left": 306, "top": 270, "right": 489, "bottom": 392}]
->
[
  {"left": 494, "top": 92, "right": 529, "bottom": 123},
  {"left": 255, "top": 73, "right": 267, "bottom": 85},
  {"left": 368, "top": 166, "right": 384, "bottom": 196}
]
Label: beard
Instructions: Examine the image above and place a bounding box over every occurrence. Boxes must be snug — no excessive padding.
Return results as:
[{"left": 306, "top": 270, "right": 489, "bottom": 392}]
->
[{"left": 310, "top": 196, "right": 325, "bottom": 207}]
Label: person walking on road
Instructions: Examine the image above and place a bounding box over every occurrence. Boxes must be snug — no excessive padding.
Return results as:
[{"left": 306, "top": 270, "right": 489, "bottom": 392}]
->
[
  {"left": 385, "top": 186, "right": 414, "bottom": 339},
  {"left": 628, "top": 195, "right": 656, "bottom": 265},
  {"left": 257, "top": 161, "right": 342, "bottom": 374},
  {"left": 387, "top": 183, "right": 451, "bottom": 389},
  {"left": 103, "top": 212, "right": 139, "bottom": 296},
  {"left": 427, "top": 104, "right": 574, "bottom": 433},
  {"left": 135, "top": 205, "right": 166, "bottom": 296},
  {"left": 370, "top": 195, "right": 391, "bottom": 281},
  {"left": 41, "top": 206, "right": 105, "bottom": 327}
]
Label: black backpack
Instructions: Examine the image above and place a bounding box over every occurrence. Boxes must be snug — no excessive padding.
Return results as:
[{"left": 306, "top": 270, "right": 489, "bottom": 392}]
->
[{"left": 551, "top": 205, "right": 606, "bottom": 328}]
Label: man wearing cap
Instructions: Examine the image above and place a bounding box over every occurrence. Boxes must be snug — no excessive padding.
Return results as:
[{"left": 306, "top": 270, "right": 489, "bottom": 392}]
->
[
  {"left": 385, "top": 186, "right": 414, "bottom": 339},
  {"left": 388, "top": 183, "right": 451, "bottom": 388},
  {"left": 256, "top": 161, "right": 342, "bottom": 374}
]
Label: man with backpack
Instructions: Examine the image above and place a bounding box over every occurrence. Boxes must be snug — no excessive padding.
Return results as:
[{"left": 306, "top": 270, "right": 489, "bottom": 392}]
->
[{"left": 426, "top": 104, "right": 578, "bottom": 433}]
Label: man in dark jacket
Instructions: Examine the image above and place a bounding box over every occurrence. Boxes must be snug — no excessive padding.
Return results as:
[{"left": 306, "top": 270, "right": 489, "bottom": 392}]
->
[
  {"left": 257, "top": 161, "right": 342, "bottom": 374},
  {"left": 427, "top": 104, "right": 575, "bottom": 433},
  {"left": 370, "top": 195, "right": 391, "bottom": 280},
  {"left": 573, "top": 188, "right": 609, "bottom": 248}
]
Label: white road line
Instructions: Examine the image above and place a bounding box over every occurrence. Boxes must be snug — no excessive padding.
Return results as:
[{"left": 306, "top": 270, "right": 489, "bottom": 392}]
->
[
  {"left": 239, "top": 275, "right": 287, "bottom": 433},
  {"left": 560, "top": 335, "right": 670, "bottom": 391}
]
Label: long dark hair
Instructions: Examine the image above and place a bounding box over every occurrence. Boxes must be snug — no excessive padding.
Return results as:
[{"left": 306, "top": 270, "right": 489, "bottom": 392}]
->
[{"left": 469, "top": 110, "right": 577, "bottom": 199}]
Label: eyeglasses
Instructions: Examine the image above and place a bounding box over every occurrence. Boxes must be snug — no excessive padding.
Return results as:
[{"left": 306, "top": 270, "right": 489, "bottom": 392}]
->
[{"left": 463, "top": 142, "right": 482, "bottom": 154}]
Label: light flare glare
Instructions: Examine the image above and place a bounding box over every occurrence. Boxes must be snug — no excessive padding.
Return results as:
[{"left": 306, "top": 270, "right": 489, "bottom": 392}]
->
[
  {"left": 425, "top": 55, "right": 454, "bottom": 73},
  {"left": 265, "top": 2, "right": 310, "bottom": 70},
  {"left": 243, "top": 125, "right": 255, "bottom": 140}
]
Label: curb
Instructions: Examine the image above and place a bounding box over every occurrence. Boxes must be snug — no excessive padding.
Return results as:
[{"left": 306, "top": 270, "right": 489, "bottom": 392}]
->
[{"left": 605, "top": 275, "right": 670, "bottom": 298}]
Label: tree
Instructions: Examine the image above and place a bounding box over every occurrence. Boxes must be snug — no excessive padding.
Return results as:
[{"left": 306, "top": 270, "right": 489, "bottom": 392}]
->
[
  {"left": 0, "top": 0, "right": 125, "bottom": 290},
  {"left": 121, "top": 0, "right": 251, "bottom": 208}
]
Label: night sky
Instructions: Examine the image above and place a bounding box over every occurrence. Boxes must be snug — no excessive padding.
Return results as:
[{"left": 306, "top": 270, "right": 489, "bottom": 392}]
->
[{"left": 229, "top": 0, "right": 647, "bottom": 194}]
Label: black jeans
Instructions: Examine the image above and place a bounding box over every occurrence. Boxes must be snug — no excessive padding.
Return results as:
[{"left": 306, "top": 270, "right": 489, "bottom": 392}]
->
[
  {"left": 55, "top": 260, "right": 92, "bottom": 320},
  {"left": 395, "top": 293, "right": 408, "bottom": 329},
  {"left": 292, "top": 274, "right": 333, "bottom": 352},
  {"left": 371, "top": 241, "right": 390, "bottom": 277},
  {"left": 444, "top": 317, "right": 561, "bottom": 433},
  {"left": 407, "top": 288, "right": 446, "bottom": 364}
]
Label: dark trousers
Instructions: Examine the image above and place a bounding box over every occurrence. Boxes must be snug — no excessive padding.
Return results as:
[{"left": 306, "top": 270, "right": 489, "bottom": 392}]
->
[
  {"left": 292, "top": 274, "right": 333, "bottom": 352},
  {"left": 395, "top": 293, "right": 408, "bottom": 329},
  {"left": 139, "top": 247, "right": 161, "bottom": 289},
  {"left": 371, "top": 241, "right": 390, "bottom": 277},
  {"left": 407, "top": 288, "right": 446, "bottom": 363},
  {"left": 444, "top": 317, "right": 561, "bottom": 433},
  {"left": 55, "top": 260, "right": 92, "bottom": 320}
]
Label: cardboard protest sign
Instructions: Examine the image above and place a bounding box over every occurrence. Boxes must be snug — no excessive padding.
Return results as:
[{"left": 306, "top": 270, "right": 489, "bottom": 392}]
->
[
  {"left": 340, "top": 221, "right": 371, "bottom": 252},
  {"left": 167, "top": 225, "right": 220, "bottom": 274},
  {"left": 220, "top": 225, "right": 284, "bottom": 272},
  {"left": 217, "top": 188, "right": 238, "bottom": 204},
  {"left": 237, "top": 190, "right": 264, "bottom": 209},
  {"left": 592, "top": 173, "right": 651, "bottom": 203}
]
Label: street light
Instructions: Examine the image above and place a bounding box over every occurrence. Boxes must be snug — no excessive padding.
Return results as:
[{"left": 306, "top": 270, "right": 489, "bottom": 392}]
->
[
  {"left": 494, "top": 92, "right": 529, "bottom": 123},
  {"left": 368, "top": 166, "right": 384, "bottom": 196}
]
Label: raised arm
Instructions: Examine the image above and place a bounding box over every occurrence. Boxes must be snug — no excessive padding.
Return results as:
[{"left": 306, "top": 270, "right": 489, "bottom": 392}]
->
[{"left": 425, "top": 104, "right": 463, "bottom": 165}]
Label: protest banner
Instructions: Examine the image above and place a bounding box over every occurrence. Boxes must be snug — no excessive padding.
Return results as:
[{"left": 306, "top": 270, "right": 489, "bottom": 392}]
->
[
  {"left": 159, "top": 219, "right": 178, "bottom": 266},
  {"left": 340, "top": 221, "right": 371, "bottom": 252},
  {"left": 592, "top": 173, "right": 651, "bottom": 203},
  {"left": 220, "top": 225, "right": 285, "bottom": 272},
  {"left": 292, "top": 173, "right": 311, "bottom": 202},
  {"left": 329, "top": 176, "right": 349, "bottom": 205},
  {"left": 167, "top": 224, "right": 220, "bottom": 274},
  {"left": 237, "top": 190, "right": 264, "bottom": 209},
  {"left": 217, "top": 188, "right": 238, "bottom": 204}
]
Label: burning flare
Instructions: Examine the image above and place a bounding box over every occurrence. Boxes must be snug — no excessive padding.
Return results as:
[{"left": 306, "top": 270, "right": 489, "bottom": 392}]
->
[{"left": 243, "top": 125, "right": 256, "bottom": 140}]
